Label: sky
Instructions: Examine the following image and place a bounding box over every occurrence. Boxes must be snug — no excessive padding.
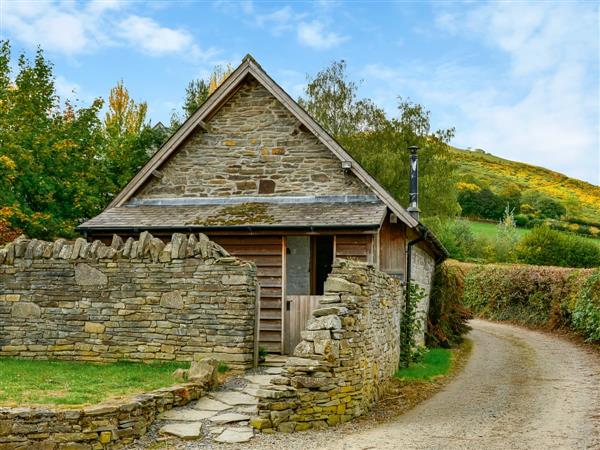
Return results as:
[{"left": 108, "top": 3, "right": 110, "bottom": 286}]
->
[{"left": 0, "top": 0, "right": 598, "bottom": 185}]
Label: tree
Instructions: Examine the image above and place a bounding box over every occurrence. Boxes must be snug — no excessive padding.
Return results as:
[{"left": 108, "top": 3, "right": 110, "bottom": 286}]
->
[
  {"left": 0, "top": 41, "right": 110, "bottom": 239},
  {"left": 172, "top": 64, "right": 234, "bottom": 127},
  {"left": 298, "top": 60, "right": 386, "bottom": 136},
  {"left": 298, "top": 60, "right": 459, "bottom": 218},
  {"left": 182, "top": 79, "right": 209, "bottom": 118}
]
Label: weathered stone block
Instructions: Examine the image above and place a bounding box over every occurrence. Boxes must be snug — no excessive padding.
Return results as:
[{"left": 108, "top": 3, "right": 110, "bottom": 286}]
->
[
  {"left": 12, "top": 302, "right": 41, "bottom": 319},
  {"left": 84, "top": 322, "right": 105, "bottom": 334},
  {"left": 75, "top": 263, "right": 107, "bottom": 286},
  {"left": 160, "top": 291, "right": 183, "bottom": 309}
]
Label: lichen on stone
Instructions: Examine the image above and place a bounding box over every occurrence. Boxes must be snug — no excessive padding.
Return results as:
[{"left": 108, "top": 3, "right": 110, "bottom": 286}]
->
[{"left": 188, "top": 202, "right": 278, "bottom": 226}]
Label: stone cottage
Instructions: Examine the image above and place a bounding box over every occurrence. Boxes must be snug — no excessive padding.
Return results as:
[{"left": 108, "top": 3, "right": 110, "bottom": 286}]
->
[{"left": 78, "top": 55, "right": 446, "bottom": 354}]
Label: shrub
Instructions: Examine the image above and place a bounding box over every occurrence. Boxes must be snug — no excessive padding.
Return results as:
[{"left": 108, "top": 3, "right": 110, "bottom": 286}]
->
[
  {"left": 426, "top": 262, "right": 472, "bottom": 348},
  {"left": 517, "top": 226, "right": 600, "bottom": 268},
  {"left": 457, "top": 261, "right": 599, "bottom": 342},
  {"left": 571, "top": 270, "right": 600, "bottom": 341}
]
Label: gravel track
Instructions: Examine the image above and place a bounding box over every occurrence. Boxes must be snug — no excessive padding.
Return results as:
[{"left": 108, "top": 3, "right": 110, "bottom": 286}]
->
[{"left": 322, "top": 320, "right": 600, "bottom": 450}]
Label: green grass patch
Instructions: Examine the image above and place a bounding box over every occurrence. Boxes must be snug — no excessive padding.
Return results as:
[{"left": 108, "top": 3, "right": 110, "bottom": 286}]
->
[
  {"left": 467, "top": 220, "right": 528, "bottom": 240},
  {"left": 394, "top": 348, "right": 452, "bottom": 380},
  {"left": 0, "top": 358, "right": 188, "bottom": 407}
]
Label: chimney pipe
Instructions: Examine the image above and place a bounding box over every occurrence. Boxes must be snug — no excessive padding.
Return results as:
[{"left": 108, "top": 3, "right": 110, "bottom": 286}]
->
[{"left": 407, "top": 145, "right": 421, "bottom": 220}]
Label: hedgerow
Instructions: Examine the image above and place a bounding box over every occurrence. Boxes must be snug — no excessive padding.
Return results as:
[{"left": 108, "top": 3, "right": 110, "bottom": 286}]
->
[
  {"left": 426, "top": 262, "right": 472, "bottom": 348},
  {"left": 456, "top": 262, "right": 600, "bottom": 342}
]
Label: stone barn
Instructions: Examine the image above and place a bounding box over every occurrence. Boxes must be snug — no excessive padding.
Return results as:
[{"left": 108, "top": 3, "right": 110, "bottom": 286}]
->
[{"left": 78, "top": 55, "right": 446, "bottom": 355}]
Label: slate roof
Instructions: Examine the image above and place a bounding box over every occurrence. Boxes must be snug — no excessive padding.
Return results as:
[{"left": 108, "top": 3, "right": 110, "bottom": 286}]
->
[{"left": 78, "top": 201, "right": 387, "bottom": 230}]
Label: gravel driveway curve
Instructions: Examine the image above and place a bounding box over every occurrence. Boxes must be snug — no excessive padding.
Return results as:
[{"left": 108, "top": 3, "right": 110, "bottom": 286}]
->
[{"left": 324, "top": 319, "right": 600, "bottom": 450}]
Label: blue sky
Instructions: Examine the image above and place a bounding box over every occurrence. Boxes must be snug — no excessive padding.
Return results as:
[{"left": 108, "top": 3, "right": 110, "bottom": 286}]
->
[{"left": 1, "top": 0, "right": 598, "bottom": 184}]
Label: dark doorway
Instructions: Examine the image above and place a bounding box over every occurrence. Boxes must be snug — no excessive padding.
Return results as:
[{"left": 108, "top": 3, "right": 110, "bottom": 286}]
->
[{"left": 311, "top": 236, "right": 334, "bottom": 295}]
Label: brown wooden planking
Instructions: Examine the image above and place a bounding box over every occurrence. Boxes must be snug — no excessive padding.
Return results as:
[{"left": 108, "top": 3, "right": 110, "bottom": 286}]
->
[
  {"left": 284, "top": 295, "right": 322, "bottom": 354},
  {"left": 336, "top": 235, "right": 372, "bottom": 262},
  {"left": 210, "top": 234, "right": 283, "bottom": 353},
  {"left": 379, "top": 214, "right": 406, "bottom": 275}
]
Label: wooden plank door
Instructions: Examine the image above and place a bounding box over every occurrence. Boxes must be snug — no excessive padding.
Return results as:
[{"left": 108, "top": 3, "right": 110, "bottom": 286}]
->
[
  {"left": 210, "top": 235, "right": 284, "bottom": 353},
  {"left": 284, "top": 295, "right": 321, "bottom": 354}
]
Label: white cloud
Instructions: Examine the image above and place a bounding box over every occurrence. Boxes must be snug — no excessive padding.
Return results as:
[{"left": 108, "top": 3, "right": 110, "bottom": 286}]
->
[
  {"left": 118, "top": 16, "right": 193, "bottom": 55},
  {"left": 365, "top": 2, "right": 599, "bottom": 184},
  {"left": 297, "top": 20, "right": 348, "bottom": 50},
  {"left": 254, "top": 7, "right": 296, "bottom": 35},
  {"left": 2, "top": 0, "right": 216, "bottom": 61}
]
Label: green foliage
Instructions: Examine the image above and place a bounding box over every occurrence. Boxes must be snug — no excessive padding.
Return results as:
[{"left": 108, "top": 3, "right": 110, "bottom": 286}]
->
[
  {"left": 0, "top": 358, "right": 187, "bottom": 406},
  {"left": 459, "top": 262, "right": 600, "bottom": 342},
  {"left": 258, "top": 346, "right": 268, "bottom": 359},
  {"left": 427, "top": 262, "right": 472, "bottom": 348},
  {"left": 394, "top": 348, "right": 452, "bottom": 380},
  {"left": 458, "top": 187, "right": 508, "bottom": 221},
  {"left": 399, "top": 282, "right": 426, "bottom": 368},
  {"left": 494, "top": 206, "right": 519, "bottom": 263},
  {"left": 0, "top": 41, "right": 166, "bottom": 242},
  {"left": 517, "top": 226, "right": 600, "bottom": 268},
  {"left": 451, "top": 147, "right": 600, "bottom": 230},
  {"left": 217, "top": 362, "right": 230, "bottom": 373},
  {"left": 299, "top": 61, "right": 459, "bottom": 218},
  {"left": 571, "top": 271, "right": 600, "bottom": 341},
  {"left": 425, "top": 218, "right": 479, "bottom": 261}
]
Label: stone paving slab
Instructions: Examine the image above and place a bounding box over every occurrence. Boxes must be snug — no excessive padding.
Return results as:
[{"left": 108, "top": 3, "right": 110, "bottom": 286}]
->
[
  {"left": 159, "top": 409, "right": 217, "bottom": 421},
  {"left": 265, "top": 367, "right": 283, "bottom": 375},
  {"left": 192, "top": 397, "right": 232, "bottom": 412},
  {"left": 244, "top": 374, "right": 277, "bottom": 385},
  {"left": 214, "top": 427, "right": 254, "bottom": 443},
  {"left": 209, "top": 391, "right": 258, "bottom": 406},
  {"left": 159, "top": 422, "right": 203, "bottom": 440},
  {"left": 209, "top": 412, "right": 251, "bottom": 425}
]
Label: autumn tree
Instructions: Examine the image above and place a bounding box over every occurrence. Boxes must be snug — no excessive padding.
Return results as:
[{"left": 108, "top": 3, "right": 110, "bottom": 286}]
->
[{"left": 101, "top": 80, "right": 165, "bottom": 190}]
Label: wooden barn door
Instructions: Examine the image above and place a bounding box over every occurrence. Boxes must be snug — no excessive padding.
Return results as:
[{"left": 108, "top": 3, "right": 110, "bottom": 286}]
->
[{"left": 211, "top": 236, "right": 284, "bottom": 353}]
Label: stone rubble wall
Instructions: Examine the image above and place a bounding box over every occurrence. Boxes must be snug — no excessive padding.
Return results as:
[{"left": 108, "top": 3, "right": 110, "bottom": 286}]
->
[
  {"left": 136, "top": 77, "right": 370, "bottom": 199},
  {"left": 411, "top": 244, "right": 436, "bottom": 345},
  {"left": 0, "top": 381, "right": 206, "bottom": 449},
  {"left": 252, "top": 259, "right": 404, "bottom": 433},
  {"left": 0, "top": 233, "right": 258, "bottom": 370}
]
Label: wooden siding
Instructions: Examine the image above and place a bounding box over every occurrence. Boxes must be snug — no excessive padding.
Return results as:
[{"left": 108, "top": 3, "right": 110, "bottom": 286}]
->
[
  {"left": 335, "top": 235, "right": 373, "bottom": 263},
  {"left": 210, "top": 235, "right": 283, "bottom": 353},
  {"left": 284, "top": 295, "right": 322, "bottom": 354},
  {"left": 379, "top": 214, "right": 407, "bottom": 276}
]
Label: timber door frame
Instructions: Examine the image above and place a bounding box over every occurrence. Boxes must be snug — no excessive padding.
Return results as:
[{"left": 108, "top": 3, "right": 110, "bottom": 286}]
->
[{"left": 281, "top": 236, "right": 287, "bottom": 354}]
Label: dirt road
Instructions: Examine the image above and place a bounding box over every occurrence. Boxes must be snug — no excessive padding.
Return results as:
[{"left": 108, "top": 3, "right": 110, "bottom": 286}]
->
[
  {"left": 324, "top": 320, "right": 600, "bottom": 450},
  {"left": 244, "top": 320, "right": 599, "bottom": 450}
]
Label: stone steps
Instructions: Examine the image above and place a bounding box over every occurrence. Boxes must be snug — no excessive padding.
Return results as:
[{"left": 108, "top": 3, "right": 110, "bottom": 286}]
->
[{"left": 158, "top": 370, "right": 279, "bottom": 444}]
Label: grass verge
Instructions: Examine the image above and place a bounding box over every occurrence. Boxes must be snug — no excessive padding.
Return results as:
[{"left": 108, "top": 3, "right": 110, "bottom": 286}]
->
[
  {"left": 0, "top": 358, "right": 187, "bottom": 408},
  {"left": 361, "top": 339, "right": 473, "bottom": 425},
  {"left": 394, "top": 348, "right": 452, "bottom": 380}
]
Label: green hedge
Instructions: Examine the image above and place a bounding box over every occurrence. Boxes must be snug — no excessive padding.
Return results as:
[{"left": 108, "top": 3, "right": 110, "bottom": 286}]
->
[
  {"left": 516, "top": 226, "right": 600, "bottom": 268},
  {"left": 458, "top": 262, "right": 600, "bottom": 342},
  {"left": 426, "top": 262, "right": 472, "bottom": 348}
]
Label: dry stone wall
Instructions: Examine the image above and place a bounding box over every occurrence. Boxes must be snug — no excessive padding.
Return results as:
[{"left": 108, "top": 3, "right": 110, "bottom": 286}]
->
[
  {"left": 0, "top": 381, "right": 205, "bottom": 449},
  {"left": 0, "top": 233, "right": 258, "bottom": 370},
  {"left": 252, "top": 259, "right": 404, "bottom": 433}
]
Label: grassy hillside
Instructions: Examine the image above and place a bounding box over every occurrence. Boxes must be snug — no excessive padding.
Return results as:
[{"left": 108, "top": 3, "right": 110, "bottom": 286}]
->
[{"left": 451, "top": 147, "right": 600, "bottom": 224}]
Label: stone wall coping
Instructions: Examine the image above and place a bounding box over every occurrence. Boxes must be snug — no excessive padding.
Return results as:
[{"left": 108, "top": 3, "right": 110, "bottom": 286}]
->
[{"left": 0, "top": 232, "right": 254, "bottom": 268}]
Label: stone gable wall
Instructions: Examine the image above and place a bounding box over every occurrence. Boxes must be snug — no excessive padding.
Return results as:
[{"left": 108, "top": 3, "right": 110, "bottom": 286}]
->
[
  {"left": 136, "top": 76, "right": 370, "bottom": 199},
  {"left": 252, "top": 259, "right": 404, "bottom": 432},
  {"left": 0, "top": 233, "right": 258, "bottom": 370}
]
